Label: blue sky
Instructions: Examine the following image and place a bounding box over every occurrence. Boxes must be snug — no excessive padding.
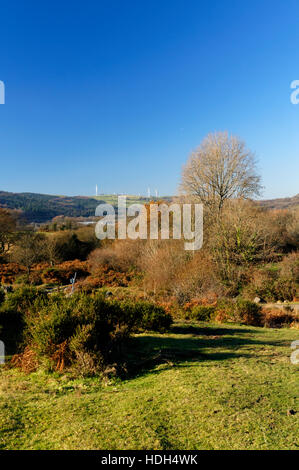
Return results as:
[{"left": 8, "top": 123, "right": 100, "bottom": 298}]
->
[{"left": 0, "top": 0, "right": 298, "bottom": 199}]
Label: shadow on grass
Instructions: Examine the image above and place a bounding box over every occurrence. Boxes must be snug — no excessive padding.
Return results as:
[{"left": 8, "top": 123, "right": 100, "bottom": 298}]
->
[
  {"left": 170, "top": 324, "right": 259, "bottom": 336},
  {"left": 120, "top": 323, "right": 288, "bottom": 379}
]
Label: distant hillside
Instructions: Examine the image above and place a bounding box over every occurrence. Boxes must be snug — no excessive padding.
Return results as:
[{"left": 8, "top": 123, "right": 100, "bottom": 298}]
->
[
  {"left": 1, "top": 190, "right": 297, "bottom": 223},
  {"left": 260, "top": 194, "right": 299, "bottom": 210},
  {"left": 0, "top": 191, "right": 102, "bottom": 223},
  {"left": 0, "top": 191, "right": 168, "bottom": 223}
]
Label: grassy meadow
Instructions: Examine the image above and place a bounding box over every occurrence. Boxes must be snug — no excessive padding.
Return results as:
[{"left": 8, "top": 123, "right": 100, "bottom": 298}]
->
[{"left": 1, "top": 321, "right": 298, "bottom": 450}]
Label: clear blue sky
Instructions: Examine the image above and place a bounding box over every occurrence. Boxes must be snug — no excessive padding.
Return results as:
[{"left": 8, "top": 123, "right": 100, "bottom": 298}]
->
[{"left": 0, "top": 0, "right": 298, "bottom": 199}]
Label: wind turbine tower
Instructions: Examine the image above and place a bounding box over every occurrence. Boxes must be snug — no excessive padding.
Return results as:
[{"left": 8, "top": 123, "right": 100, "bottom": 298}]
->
[{"left": 96, "top": 184, "right": 98, "bottom": 197}]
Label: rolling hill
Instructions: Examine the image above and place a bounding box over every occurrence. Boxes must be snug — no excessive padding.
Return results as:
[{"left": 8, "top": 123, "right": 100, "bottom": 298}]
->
[
  {"left": 259, "top": 194, "right": 299, "bottom": 210},
  {"left": 0, "top": 191, "right": 102, "bottom": 223},
  {"left": 0, "top": 190, "right": 298, "bottom": 223}
]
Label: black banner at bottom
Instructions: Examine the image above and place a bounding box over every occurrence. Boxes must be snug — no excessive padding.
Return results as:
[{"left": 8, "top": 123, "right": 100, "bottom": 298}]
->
[{"left": 0, "top": 450, "right": 294, "bottom": 466}]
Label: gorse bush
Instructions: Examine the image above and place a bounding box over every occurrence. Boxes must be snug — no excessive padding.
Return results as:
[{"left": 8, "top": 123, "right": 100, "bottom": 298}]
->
[
  {"left": 41, "top": 260, "right": 89, "bottom": 284},
  {"left": 24, "top": 293, "right": 119, "bottom": 373},
  {"left": 79, "top": 266, "right": 131, "bottom": 290},
  {"left": 2, "top": 285, "right": 45, "bottom": 312},
  {"left": 213, "top": 298, "right": 235, "bottom": 323},
  {"left": 7, "top": 290, "right": 172, "bottom": 375},
  {"left": 0, "top": 286, "right": 46, "bottom": 352},
  {"left": 212, "top": 298, "right": 262, "bottom": 326},
  {"left": 234, "top": 299, "right": 262, "bottom": 326},
  {"left": 0, "top": 288, "right": 5, "bottom": 305},
  {"left": 191, "top": 305, "right": 216, "bottom": 321},
  {"left": 130, "top": 301, "right": 172, "bottom": 331}
]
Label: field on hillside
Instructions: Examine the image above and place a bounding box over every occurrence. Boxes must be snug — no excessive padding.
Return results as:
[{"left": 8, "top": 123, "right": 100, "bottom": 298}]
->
[
  {"left": 1, "top": 322, "right": 298, "bottom": 450},
  {"left": 91, "top": 194, "right": 169, "bottom": 206}
]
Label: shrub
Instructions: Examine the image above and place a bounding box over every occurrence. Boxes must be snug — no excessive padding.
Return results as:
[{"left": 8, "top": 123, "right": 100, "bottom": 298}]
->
[
  {"left": 191, "top": 305, "right": 215, "bottom": 321},
  {"left": 14, "top": 273, "right": 30, "bottom": 285},
  {"left": 1, "top": 285, "right": 45, "bottom": 312},
  {"left": 0, "top": 288, "right": 4, "bottom": 306},
  {"left": 41, "top": 260, "right": 89, "bottom": 285},
  {"left": 214, "top": 298, "right": 235, "bottom": 323},
  {"left": 261, "top": 308, "right": 296, "bottom": 328},
  {"left": 88, "top": 240, "right": 143, "bottom": 274},
  {"left": 110, "top": 300, "right": 172, "bottom": 333},
  {"left": 280, "top": 252, "right": 299, "bottom": 282},
  {"left": 79, "top": 266, "right": 130, "bottom": 290},
  {"left": 183, "top": 299, "right": 201, "bottom": 313},
  {"left": 244, "top": 261, "right": 298, "bottom": 302},
  {"left": 12, "top": 293, "right": 172, "bottom": 375},
  {"left": 213, "top": 298, "right": 262, "bottom": 326},
  {"left": 0, "top": 286, "right": 46, "bottom": 353},
  {"left": 132, "top": 301, "right": 172, "bottom": 331},
  {"left": 21, "top": 293, "right": 129, "bottom": 374},
  {"left": 0, "top": 262, "right": 25, "bottom": 284},
  {"left": 234, "top": 299, "right": 262, "bottom": 326},
  {"left": 53, "top": 233, "right": 94, "bottom": 262},
  {"left": 273, "top": 278, "right": 297, "bottom": 302}
]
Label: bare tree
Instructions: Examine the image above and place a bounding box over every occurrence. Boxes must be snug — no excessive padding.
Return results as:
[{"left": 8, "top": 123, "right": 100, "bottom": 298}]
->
[
  {"left": 43, "top": 235, "right": 61, "bottom": 266},
  {"left": 0, "top": 209, "right": 17, "bottom": 256},
  {"left": 180, "top": 132, "right": 262, "bottom": 212},
  {"left": 12, "top": 232, "right": 46, "bottom": 274}
]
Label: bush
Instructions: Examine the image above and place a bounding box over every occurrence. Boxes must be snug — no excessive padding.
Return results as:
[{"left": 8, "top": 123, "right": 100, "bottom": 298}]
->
[
  {"left": 274, "top": 278, "right": 297, "bottom": 302},
  {"left": 1, "top": 285, "right": 45, "bottom": 312},
  {"left": 53, "top": 233, "right": 94, "bottom": 262},
  {"left": 0, "top": 288, "right": 4, "bottom": 306},
  {"left": 213, "top": 298, "right": 262, "bottom": 326},
  {"left": 88, "top": 240, "right": 143, "bottom": 274},
  {"left": 79, "top": 266, "right": 130, "bottom": 290},
  {"left": 131, "top": 301, "right": 172, "bottom": 331},
  {"left": 14, "top": 273, "right": 30, "bottom": 285},
  {"left": 280, "top": 252, "right": 299, "bottom": 283},
  {"left": 244, "top": 261, "right": 298, "bottom": 302},
  {"left": 24, "top": 293, "right": 128, "bottom": 368},
  {"left": 0, "top": 262, "right": 25, "bottom": 284},
  {"left": 41, "top": 260, "right": 89, "bottom": 285},
  {"left": 191, "top": 305, "right": 215, "bottom": 321},
  {"left": 261, "top": 308, "right": 296, "bottom": 328},
  {"left": 0, "top": 286, "right": 46, "bottom": 353},
  {"left": 214, "top": 298, "right": 235, "bottom": 323},
  {"left": 234, "top": 299, "right": 262, "bottom": 326}
]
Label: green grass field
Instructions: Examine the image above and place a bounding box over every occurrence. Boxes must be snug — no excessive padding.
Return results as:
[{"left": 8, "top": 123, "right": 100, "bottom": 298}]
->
[
  {"left": 0, "top": 322, "right": 298, "bottom": 450},
  {"left": 92, "top": 195, "right": 151, "bottom": 206}
]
